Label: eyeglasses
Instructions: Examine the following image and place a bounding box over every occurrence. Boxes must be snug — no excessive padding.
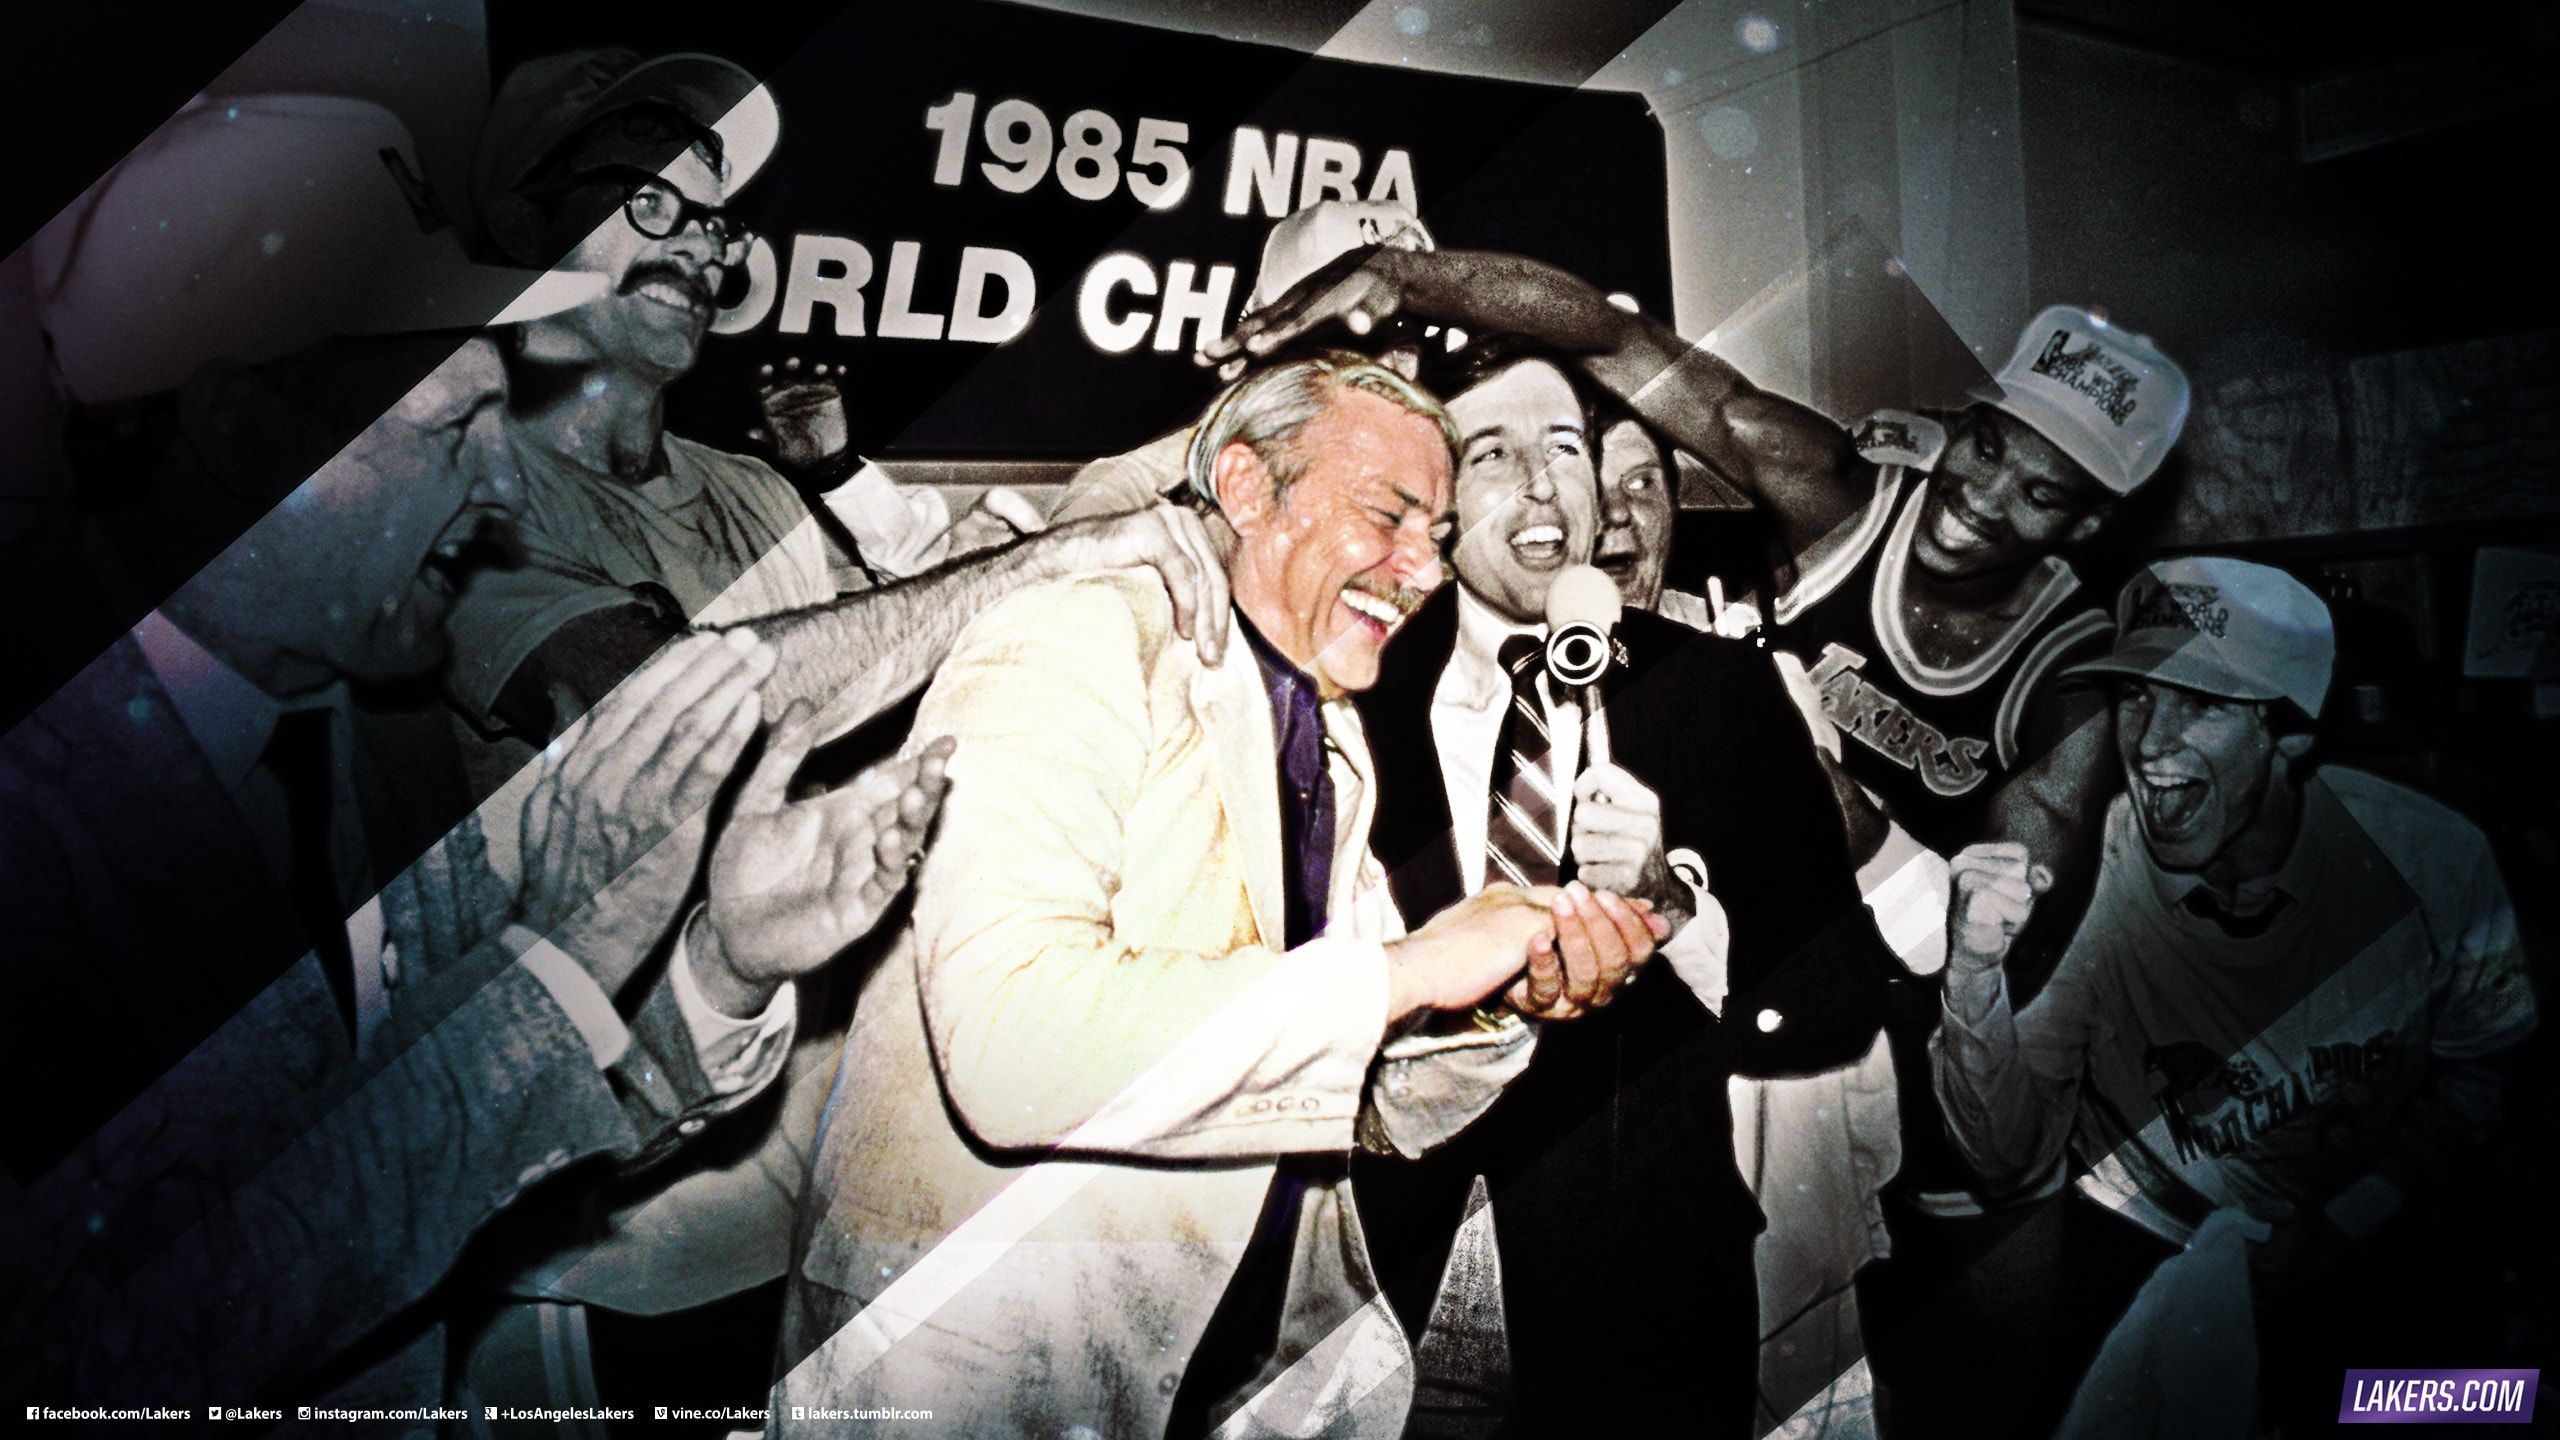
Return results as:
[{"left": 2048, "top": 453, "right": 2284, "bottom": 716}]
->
[{"left": 574, "top": 166, "right": 754, "bottom": 264}]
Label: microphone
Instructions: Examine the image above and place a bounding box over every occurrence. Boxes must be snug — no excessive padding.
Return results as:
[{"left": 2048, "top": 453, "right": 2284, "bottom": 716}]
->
[
  {"left": 1543, "top": 564, "right": 1623, "bottom": 687},
  {"left": 1545, "top": 563, "right": 1623, "bottom": 818}
]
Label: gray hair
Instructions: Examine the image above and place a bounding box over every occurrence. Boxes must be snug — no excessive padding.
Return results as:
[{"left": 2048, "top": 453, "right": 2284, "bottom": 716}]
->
[{"left": 1182, "top": 349, "right": 1458, "bottom": 511}]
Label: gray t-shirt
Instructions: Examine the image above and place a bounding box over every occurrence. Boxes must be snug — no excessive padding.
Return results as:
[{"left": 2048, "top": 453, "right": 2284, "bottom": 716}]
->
[
  {"left": 1937, "top": 766, "right": 2536, "bottom": 1241},
  {"left": 445, "top": 428, "right": 834, "bottom": 728}
]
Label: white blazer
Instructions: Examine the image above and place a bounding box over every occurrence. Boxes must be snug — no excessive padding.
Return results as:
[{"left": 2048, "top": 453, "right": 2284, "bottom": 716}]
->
[{"left": 778, "top": 570, "right": 1530, "bottom": 1439}]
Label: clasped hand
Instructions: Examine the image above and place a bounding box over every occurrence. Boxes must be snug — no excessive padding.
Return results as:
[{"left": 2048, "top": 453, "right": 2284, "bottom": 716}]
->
[{"left": 1387, "top": 881, "right": 1671, "bottom": 1028}]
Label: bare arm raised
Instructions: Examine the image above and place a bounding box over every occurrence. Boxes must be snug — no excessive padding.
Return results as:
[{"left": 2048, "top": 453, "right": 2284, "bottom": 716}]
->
[
  {"left": 737, "top": 504, "right": 1229, "bottom": 743},
  {"left": 497, "top": 504, "right": 1231, "bottom": 745},
  {"left": 1202, "top": 245, "right": 1868, "bottom": 559}
]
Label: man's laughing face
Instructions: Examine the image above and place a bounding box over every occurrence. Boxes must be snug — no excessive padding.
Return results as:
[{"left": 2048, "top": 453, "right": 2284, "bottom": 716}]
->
[
  {"left": 1594, "top": 416, "right": 1673, "bottom": 611},
  {"left": 548, "top": 145, "right": 728, "bottom": 380},
  {"left": 1911, "top": 405, "right": 2111, "bottom": 584},
  {"left": 2113, "top": 678, "right": 2304, "bottom": 877},
  {"left": 1220, "top": 387, "right": 1453, "bottom": 698},
  {"left": 1446, "top": 359, "right": 1598, "bottom": 624},
  {"left": 249, "top": 338, "right": 523, "bottom": 683}
]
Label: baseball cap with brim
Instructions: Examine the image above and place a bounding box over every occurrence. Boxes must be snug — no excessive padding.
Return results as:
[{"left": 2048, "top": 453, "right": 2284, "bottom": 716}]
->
[
  {"left": 1245, "top": 199, "right": 1435, "bottom": 313},
  {"left": 1972, "top": 303, "right": 2190, "bottom": 497},
  {"left": 475, "top": 49, "right": 779, "bottom": 264},
  {"left": 2063, "top": 556, "right": 2335, "bottom": 718},
  {"left": 34, "top": 94, "right": 607, "bottom": 405}
]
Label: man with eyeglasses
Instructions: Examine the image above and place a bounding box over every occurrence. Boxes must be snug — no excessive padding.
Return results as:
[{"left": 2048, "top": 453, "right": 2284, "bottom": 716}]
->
[
  {"left": 453, "top": 50, "right": 1233, "bottom": 758},
  {"left": 444, "top": 51, "right": 1242, "bottom": 1417},
  {"left": 452, "top": 50, "right": 841, "bottom": 745}
]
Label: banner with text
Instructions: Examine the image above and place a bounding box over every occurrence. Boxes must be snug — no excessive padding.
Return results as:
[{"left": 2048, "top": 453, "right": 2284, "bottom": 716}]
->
[{"left": 671, "top": 0, "right": 1673, "bottom": 460}]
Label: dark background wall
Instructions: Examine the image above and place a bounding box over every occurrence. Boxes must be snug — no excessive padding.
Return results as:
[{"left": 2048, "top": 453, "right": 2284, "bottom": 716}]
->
[
  {"left": 2013, "top": 0, "right": 2558, "bottom": 551},
  {"left": 2013, "top": 4, "right": 2558, "bottom": 1378}
]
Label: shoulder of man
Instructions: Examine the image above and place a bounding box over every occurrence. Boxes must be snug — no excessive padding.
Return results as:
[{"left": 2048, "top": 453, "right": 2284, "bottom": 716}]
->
[
  {"left": 664, "top": 433, "right": 809, "bottom": 511},
  {"left": 1609, "top": 611, "right": 1806, "bottom": 773},
  {"left": 2315, "top": 765, "right": 2496, "bottom": 878},
  {"left": 957, "top": 567, "right": 1185, "bottom": 670},
  {"left": 1653, "top": 586, "right": 1717, "bottom": 634},
  {"left": 2024, "top": 595, "right": 2117, "bottom": 693},
  {"left": 1620, "top": 604, "right": 1763, "bottom": 680},
  {"left": 918, "top": 571, "right": 1192, "bottom": 758},
  {"left": 1, "top": 640, "right": 135, "bottom": 783},
  {"left": 3, "top": 635, "right": 224, "bottom": 852},
  {"left": 1051, "top": 427, "right": 1193, "bottom": 526}
]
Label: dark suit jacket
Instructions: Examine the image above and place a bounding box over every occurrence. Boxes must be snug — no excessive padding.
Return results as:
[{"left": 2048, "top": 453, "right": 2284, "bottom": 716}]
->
[
  {"left": 1350, "top": 590, "right": 1899, "bottom": 1413},
  {"left": 0, "top": 635, "right": 738, "bottom": 1421},
  {"left": 0, "top": 635, "right": 474, "bottom": 1170}
]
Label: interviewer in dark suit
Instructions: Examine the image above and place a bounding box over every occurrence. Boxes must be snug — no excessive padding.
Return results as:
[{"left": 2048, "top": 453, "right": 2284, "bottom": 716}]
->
[{"left": 1348, "top": 338, "right": 1901, "bottom": 1438}]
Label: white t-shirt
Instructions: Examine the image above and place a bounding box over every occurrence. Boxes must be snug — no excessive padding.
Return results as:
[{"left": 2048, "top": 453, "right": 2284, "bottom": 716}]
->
[{"left": 1938, "top": 766, "right": 2536, "bottom": 1243}]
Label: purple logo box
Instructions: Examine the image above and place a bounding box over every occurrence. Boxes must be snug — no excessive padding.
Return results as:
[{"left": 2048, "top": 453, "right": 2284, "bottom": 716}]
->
[{"left": 2340, "top": 1369, "right": 2539, "bottom": 1424}]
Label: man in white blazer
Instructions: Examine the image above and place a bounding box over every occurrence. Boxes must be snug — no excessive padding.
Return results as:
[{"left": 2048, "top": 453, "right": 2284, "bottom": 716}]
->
[{"left": 777, "top": 352, "right": 1666, "bottom": 1438}]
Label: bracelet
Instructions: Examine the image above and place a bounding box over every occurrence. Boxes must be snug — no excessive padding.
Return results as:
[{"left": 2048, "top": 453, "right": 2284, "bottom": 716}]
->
[{"left": 783, "top": 446, "right": 864, "bottom": 491}]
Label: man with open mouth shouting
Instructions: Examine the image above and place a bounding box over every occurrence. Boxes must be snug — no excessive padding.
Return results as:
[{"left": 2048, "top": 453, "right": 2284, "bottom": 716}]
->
[
  {"left": 779, "top": 351, "right": 1667, "bottom": 1440},
  {"left": 443, "top": 50, "right": 1256, "bottom": 1416},
  {"left": 1209, "top": 253, "right": 2194, "bottom": 1437},
  {"left": 1343, "top": 333, "right": 1898, "bottom": 1439},
  {"left": 4, "top": 94, "right": 947, "bottom": 1416},
  {"left": 452, "top": 49, "right": 1240, "bottom": 764},
  {"left": 1933, "top": 556, "right": 2535, "bottom": 1439}
]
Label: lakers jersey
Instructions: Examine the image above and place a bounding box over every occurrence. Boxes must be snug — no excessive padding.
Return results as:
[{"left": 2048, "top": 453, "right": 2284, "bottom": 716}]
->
[
  {"left": 1773, "top": 412, "right": 2112, "bottom": 856},
  {"left": 1776, "top": 413, "right": 2113, "bottom": 1206}
]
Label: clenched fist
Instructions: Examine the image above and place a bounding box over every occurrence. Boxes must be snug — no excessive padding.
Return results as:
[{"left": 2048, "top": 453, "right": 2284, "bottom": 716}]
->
[
  {"left": 1946, "top": 841, "right": 2052, "bottom": 976},
  {"left": 1568, "top": 762, "right": 1688, "bottom": 928}
]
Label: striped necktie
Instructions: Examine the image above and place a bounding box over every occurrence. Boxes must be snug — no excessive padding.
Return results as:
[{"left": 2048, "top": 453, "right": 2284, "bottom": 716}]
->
[{"left": 1484, "top": 634, "right": 1568, "bottom": 889}]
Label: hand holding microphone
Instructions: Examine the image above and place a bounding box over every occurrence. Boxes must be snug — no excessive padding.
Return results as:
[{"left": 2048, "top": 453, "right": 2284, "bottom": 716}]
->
[{"left": 1545, "top": 564, "right": 1689, "bottom": 933}]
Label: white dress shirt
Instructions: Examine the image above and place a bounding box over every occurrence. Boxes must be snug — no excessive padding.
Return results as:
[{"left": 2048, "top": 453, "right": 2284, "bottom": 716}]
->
[
  {"left": 132, "top": 609, "right": 789, "bottom": 1088},
  {"left": 1428, "top": 589, "right": 1729, "bottom": 1008},
  {"left": 821, "top": 459, "right": 955, "bottom": 579}
]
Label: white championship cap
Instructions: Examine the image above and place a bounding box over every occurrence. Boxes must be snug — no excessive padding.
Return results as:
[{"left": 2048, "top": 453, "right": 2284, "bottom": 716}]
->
[
  {"left": 2066, "top": 556, "right": 2335, "bottom": 719},
  {"left": 33, "top": 94, "right": 607, "bottom": 404},
  {"left": 1244, "top": 198, "right": 1435, "bottom": 313},
  {"left": 1979, "top": 304, "right": 2190, "bottom": 496}
]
